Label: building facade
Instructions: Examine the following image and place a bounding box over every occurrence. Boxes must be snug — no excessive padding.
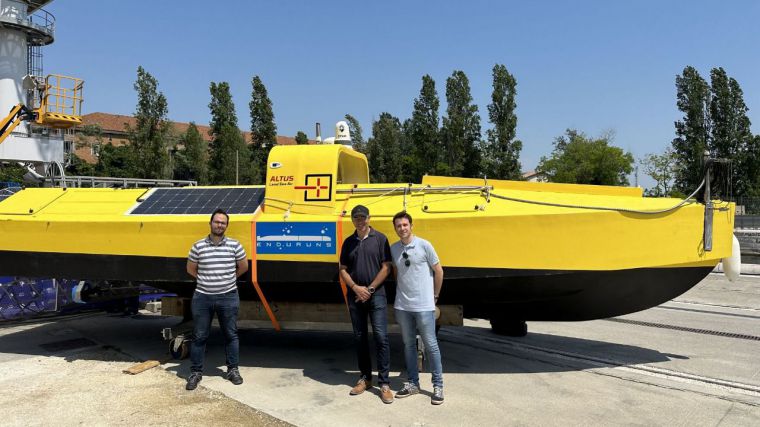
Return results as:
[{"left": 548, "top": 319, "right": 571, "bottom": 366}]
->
[{"left": 66, "top": 112, "right": 307, "bottom": 164}]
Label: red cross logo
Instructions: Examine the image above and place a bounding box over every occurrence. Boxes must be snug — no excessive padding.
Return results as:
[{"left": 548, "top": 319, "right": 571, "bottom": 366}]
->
[{"left": 294, "top": 174, "right": 332, "bottom": 201}]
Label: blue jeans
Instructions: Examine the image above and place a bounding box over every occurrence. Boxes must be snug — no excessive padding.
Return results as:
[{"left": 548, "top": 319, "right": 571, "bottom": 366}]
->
[
  {"left": 395, "top": 309, "right": 443, "bottom": 388},
  {"left": 190, "top": 289, "right": 240, "bottom": 373},
  {"left": 348, "top": 295, "right": 390, "bottom": 385}
]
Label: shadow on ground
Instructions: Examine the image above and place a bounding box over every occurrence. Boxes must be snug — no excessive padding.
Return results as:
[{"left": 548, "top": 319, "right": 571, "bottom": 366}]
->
[{"left": 0, "top": 313, "right": 675, "bottom": 389}]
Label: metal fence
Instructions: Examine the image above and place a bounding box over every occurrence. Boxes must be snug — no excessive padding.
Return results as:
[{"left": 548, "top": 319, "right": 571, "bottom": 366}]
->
[
  {"left": 735, "top": 215, "right": 760, "bottom": 230},
  {"left": 735, "top": 197, "right": 760, "bottom": 215}
]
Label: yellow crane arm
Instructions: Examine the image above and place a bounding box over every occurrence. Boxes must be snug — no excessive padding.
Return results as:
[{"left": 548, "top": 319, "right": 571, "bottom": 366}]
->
[{"left": 0, "top": 104, "right": 37, "bottom": 145}]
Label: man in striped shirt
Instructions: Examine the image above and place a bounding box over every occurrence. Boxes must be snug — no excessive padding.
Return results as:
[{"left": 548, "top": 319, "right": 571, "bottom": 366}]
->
[{"left": 185, "top": 208, "right": 248, "bottom": 391}]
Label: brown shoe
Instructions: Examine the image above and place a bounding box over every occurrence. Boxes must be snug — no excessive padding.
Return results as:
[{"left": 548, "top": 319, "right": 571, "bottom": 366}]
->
[
  {"left": 349, "top": 378, "right": 371, "bottom": 395},
  {"left": 380, "top": 384, "right": 394, "bottom": 404}
]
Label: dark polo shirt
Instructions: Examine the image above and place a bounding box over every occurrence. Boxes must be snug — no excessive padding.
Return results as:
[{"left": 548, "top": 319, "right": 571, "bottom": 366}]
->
[{"left": 340, "top": 227, "right": 392, "bottom": 297}]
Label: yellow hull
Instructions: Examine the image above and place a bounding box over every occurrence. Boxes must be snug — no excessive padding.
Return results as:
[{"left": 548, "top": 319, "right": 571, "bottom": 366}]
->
[{"left": 0, "top": 145, "right": 735, "bottom": 320}]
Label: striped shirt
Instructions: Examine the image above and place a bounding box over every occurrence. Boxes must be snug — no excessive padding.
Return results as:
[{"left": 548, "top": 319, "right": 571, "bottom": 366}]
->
[{"left": 188, "top": 235, "right": 247, "bottom": 294}]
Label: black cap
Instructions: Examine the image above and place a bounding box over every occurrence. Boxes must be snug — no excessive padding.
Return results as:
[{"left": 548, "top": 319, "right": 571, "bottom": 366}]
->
[{"left": 351, "top": 205, "right": 370, "bottom": 218}]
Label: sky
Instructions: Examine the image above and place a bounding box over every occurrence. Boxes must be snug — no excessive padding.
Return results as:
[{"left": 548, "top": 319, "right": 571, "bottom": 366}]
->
[{"left": 41, "top": 0, "right": 760, "bottom": 187}]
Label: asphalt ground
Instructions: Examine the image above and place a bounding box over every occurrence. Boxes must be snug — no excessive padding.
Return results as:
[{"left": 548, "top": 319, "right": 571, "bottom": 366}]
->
[{"left": 0, "top": 273, "right": 758, "bottom": 426}]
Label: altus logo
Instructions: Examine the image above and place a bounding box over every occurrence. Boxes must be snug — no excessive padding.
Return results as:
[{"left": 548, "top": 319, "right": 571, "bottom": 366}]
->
[{"left": 269, "top": 175, "right": 294, "bottom": 186}]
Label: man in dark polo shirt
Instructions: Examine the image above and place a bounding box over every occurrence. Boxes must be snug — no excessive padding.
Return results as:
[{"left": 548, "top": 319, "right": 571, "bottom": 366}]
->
[{"left": 339, "top": 204, "right": 394, "bottom": 404}]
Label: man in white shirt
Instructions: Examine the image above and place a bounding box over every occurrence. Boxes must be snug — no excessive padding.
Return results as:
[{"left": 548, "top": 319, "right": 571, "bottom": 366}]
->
[{"left": 389, "top": 211, "right": 445, "bottom": 405}]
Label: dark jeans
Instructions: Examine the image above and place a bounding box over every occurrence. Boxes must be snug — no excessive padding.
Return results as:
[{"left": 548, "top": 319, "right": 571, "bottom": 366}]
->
[
  {"left": 348, "top": 294, "right": 390, "bottom": 385},
  {"left": 190, "top": 289, "right": 240, "bottom": 373}
]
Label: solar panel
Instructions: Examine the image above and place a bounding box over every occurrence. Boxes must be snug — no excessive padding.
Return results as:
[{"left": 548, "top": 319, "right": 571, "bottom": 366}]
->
[
  {"left": 0, "top": 186, "right": 21, "bottom": 203},
  {"left": 129, "top": 187, "right": 265, "bottom": 215}
]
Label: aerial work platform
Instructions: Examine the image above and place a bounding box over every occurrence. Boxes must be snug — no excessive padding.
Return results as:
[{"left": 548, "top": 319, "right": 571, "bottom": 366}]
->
[{"left": 34, "top": 74, "right": 84, "bottom": 128}]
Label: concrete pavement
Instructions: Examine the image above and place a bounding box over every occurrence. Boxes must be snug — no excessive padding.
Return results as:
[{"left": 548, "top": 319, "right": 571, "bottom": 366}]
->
[{"left": 0, "top": 273, "right": 758, "bottom": 426}]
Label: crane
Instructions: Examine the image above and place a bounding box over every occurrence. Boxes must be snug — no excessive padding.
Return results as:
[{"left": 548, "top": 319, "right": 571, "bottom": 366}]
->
[
  {"left": 1, "top": 74, "right": 83, "bottom": 146},
  {"left": 0, "top": 104, "right": 38, "bottom": 145}
]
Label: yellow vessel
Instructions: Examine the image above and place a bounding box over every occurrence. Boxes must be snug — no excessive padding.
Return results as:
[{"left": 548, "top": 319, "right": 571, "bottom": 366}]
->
[{"left": 0, "top": 144, "right": 736, "bottom": 325}]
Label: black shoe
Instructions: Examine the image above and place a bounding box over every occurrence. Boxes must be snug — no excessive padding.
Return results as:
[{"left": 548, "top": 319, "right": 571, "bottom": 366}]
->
[
  {"left": 431, "top": 386, "right": 444, "bottom": 405},
  {"left": 225, "top": 367, "right": 243, "bottom": 385},
  {"left": 186, "top": 372, "right": 202, "bottom": 390},
  {"left": 395, "top": 382, "right": 419, "bottom": 398}
]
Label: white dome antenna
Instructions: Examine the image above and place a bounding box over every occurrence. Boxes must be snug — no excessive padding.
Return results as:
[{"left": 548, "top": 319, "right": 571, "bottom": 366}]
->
[{"left": 335, "top": 121, "right": 352, "bottom": 148}]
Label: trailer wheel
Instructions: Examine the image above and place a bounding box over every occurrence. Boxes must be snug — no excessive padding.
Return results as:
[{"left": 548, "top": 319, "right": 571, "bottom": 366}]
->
[
  {"left": 490, "top": 319, "right": 527, "bottom": 337},
  {"left": 169, "top": 336, "right": 190, "bottom": 359}
]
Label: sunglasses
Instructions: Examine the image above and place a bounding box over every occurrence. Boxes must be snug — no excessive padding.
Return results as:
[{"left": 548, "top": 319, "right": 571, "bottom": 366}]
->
[{"left": 402, "top": 251, "right": 410, "bottom": 267}]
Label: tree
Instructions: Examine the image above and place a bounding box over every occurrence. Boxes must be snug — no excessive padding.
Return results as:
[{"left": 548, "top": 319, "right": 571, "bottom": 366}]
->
[
  {"left": 171, "top": 149, "right": 190, "bottom": 182},
  {"left": 179, "top": 122, "right": 208, "bottom": 184},
  {"left": 95, "top": 143, "right": 136, "bottom": 178},
  {"left": 405, "top": 75, "right": 441, "bottom": 181},
  {"left": 398, "top": 118, "right": 417, "bottom": 183},
  {"left": 249, "top": 76, "right": 277, "bottom": 184},
  {"left": 537, "top": 129, "right": 634, "bottom": 186},
  {"left": 671, "top": 66, "right": 758, "bottom": 197},
  {"left": 671, "top": 66, "right": 711, "bottom": 194},
  {"left": 295, "top": 131, "right": 308, "bottom": 145},
  {"left": 366, "top": 113, "right": 402, "bottom": 182},
  {"left": 640, "top": 148, "right": 677, "bottom": 197},
  {"left": 743, "top": 135, "right": 760, "bottom": 198},
  {"left": 344, "top": 114, "right": 366, "bottom": 153},
  {"left": 441, "top": 70, "right": 481, "bottom": 177},
  {"left": 208, "top": 81, "right": 249, "bottom": 185},
  {"left": 126, "top": 66, "right": 173, "bottom": 179},
  {"left": 709, "top": 67, "right": 754, "bottom": 197},
  {"left": 0, "top": 163, "right": 28, "bottom": 184},
  {"left": 65, "top": 154, "right": 96, "bottom": 176},
  {"left": 484, "top": 64, "right": 522, "bottom": 180}
]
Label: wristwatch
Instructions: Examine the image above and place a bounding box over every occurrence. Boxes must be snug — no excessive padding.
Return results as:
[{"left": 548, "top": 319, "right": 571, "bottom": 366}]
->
[{"left": 368, "top": 286, "right": 376, "bottom": 294}]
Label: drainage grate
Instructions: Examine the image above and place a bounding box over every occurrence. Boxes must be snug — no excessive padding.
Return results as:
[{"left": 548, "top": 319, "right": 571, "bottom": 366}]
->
[
  {"left": 604, "top": 318, "right": 760, "bottom": 341},
  {"left": 39, "top": 337, "right": 98, "bottom": 352}
]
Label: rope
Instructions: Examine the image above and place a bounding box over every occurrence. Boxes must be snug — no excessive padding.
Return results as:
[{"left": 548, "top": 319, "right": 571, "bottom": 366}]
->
[
  {"left": 360, "top": 186, "right": 408, "bottom": 207},
  {"left": 488, "top": 177, "right": 709, "bottom": 215},
  {"left": 264, "top": 196, "right": 333, "bottom": 210}
]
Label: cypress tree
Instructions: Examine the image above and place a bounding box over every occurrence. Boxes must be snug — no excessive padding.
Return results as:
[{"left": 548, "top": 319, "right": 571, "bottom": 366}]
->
[
  {"left": 671, "top": 66, "right": 711, "bottom": 194},
  {"left": 208, "top": 82, "right": 248, "bottom": 185},
  {"left": 441, "top": 70, "right": 481, "bottom": 177},
  {"left": 182, "top": 122, "right": 208, "bottom": 184},
  {"left": 709, "top": 67, "right": 754, "bottom": 197},
  {"left": 127, "top": 66, "right": 173, "bottom": 179},
  {"left": 344, "top": 114, "right": 366, "bottom": 153},
  {"left": 367, "top": 113, "right": 402, "bottom": 182},
  {"left": 250, "top": 76, "right": 277, "bottom": 184},
  {"left": 485, "top": 64, "right": 522, "bottom": 180},
  {"left": 406, "top": 75, "right": 440, "bottom": 181}
]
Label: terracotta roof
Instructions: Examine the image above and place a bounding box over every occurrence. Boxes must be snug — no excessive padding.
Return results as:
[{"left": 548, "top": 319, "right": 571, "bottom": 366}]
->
[{"left": 80, "top": 112, "right": 312, "bottom": 145}]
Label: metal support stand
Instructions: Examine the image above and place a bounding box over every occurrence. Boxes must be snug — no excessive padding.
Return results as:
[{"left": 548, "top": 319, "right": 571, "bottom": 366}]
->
[{"left": 703, "top": 152, "right": 713, "bottom": 252}]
